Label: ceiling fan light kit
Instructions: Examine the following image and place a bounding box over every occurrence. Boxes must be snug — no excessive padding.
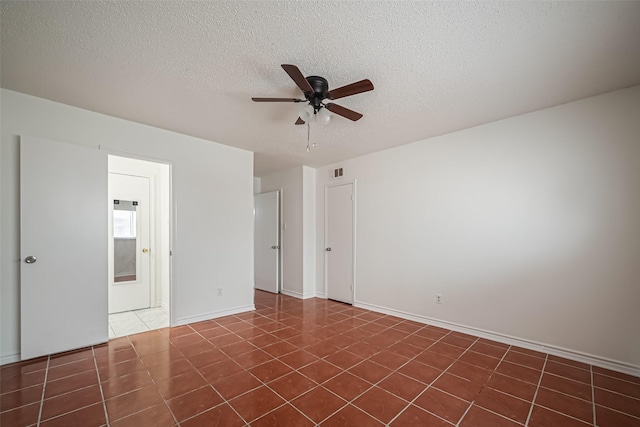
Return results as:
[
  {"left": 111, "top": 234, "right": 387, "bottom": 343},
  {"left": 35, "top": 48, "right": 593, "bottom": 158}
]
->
[
  {"left": 317, "top": 107, "right": 331, "bottom": 124},
  {"left": 299, "top": 104, "right": 315, "bottom": 122},
  {"left": 299, "top": 105, "right": 331, "bottom": 125}
]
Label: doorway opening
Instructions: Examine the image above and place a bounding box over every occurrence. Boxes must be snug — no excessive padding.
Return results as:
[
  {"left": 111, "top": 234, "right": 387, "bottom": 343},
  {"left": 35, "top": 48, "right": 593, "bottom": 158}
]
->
[{"left": 107, "top": 155, "right": 171, "bottom": 338}]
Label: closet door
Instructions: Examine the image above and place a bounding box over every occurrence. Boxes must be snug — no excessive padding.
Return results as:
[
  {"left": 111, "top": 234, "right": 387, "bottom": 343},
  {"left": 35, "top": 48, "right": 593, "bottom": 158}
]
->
[
  {"left": 326, "top": 183, "right": 354, "bottom": 304},
  {"left": 254, "top": 191, "right": 280, "bottom": 293},
  {"left": 21, "top": 136, "right": 108, "bottom": 360}
]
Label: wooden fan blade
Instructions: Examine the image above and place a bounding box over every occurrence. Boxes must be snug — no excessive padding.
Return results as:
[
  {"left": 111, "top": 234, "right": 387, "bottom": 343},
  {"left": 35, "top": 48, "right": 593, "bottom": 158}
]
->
[
  {"left": 252, "top": 97, "right": 302, "bottom": 102},
  {"left": 325, "top": 103, "right": 363, "bottom": 121},
  {"left": 282, "top": 64, "right": 313, "bottom": 93},
  {"left": 295, "top": 117, "right": 305, "bottom": 125},
  {"left": 327, "top": 79, "right": 374, "bottom": 100}
]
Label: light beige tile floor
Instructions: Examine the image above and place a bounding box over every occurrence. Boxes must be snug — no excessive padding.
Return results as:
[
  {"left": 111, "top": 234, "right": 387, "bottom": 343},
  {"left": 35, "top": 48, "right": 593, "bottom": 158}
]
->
[{"left": 108, "top": 307, "right": 169, "bottom": 338}]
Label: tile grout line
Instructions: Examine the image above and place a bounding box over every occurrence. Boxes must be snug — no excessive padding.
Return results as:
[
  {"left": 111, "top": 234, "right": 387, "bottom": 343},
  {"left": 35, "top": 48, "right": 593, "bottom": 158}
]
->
[
  {"left": 522, "top": 362, "right": 639, "bottom": 425},
  {"left": 386, "top": 335, "right": 482, "bottom": 426},
  {"left": 434, "top": 337, "right": 487, "bottom": 427},
  {"left": 12, "top": 352, "right": 106, "bottom": 421},
  {"left": 534, "top": 404, "right": 602, "bottom": 425},
  {"left": 592, "top": 384, "right": 640, "bottom": 400},
  {"left": 101, "top": 336, "right": 152, "bottom": 424},
  {"left": 453, "top": 344, "right": 549, "bottom": 427},
  {"left": 508, "top": 370, "right": 609, "bottom": 406},
  {"left": 463, "top": 404, "right": 532, "bottom": 427},
  {"left": 587, "top": 405, "right": 640, "bottom": 421},
  {"left": 162, "top": 398, "right": 181, "bottom": 427},
  {"left": 593, "top": 371, "right": 640, "bottom": 386},
  {"left": 35, "top": 355, "right": 50, "bottom": 427},
  {"left": 591, "top": 364, "right": 597, "bottom": 426},
  {"left": 135, "top": 308, "right": 170, "bottom": 331},
  {"left": 130, "top": 334, "right": 182, "bottom": 427},
  {"left": 35, "top": 402, "right": 107, "bottom": 425},
  {"left": 524, "top": 353, "right": 549, "bottom": 426},
  {"left": 92, "top": 346, "right": 110, "bottom": 427},
  {"left": 453, "top": 342, "right": 515, "bottom": 427},
  {"left": 418, "top": 338, "right": 484, "bottom": 427},
  {"left": 173, "top": 330, "right": 248, "bottom": 427},
  {"left": 255, "top": 383, "right": 317, "bottom": 426},
  {"left": 456, "top": 404, "right": 473, "bottom": 427}
]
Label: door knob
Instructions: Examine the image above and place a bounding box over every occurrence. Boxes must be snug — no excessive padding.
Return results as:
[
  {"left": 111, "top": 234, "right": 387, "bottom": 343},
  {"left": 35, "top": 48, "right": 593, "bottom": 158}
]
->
[
  {"left": 24, "top": 256, "right": 37, "bottom": 264},
  {"left": 326, "top": 247, "right": 332, "bottom": 252},
  {"left": 142, "top": 248, "right": 149, "bottom": 253}
]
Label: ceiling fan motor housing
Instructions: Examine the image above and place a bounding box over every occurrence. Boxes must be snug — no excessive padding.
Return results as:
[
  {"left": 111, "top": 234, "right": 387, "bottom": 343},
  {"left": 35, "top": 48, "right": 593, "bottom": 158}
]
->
[{"left": 305, "top": 76, "right": 329, "bottom": 109}]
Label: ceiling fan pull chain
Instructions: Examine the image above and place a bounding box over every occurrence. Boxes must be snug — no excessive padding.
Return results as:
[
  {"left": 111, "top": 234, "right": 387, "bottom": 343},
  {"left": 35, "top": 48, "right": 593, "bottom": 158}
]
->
[{"left": 306, "top": 123, "right": 311, "bottom": 152}]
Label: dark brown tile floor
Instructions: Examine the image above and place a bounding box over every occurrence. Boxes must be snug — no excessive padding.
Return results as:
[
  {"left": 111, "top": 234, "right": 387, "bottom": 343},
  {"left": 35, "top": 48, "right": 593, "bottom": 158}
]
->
[{"left": 2, "top": 290, "right": 639, "bottom": 426}]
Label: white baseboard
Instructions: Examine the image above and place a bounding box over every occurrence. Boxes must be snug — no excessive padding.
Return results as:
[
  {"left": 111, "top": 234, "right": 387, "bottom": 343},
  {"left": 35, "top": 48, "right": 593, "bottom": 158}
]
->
[
  {"left": 174, "top": 304, "right": 255, "bottom": 327},
  {"left": 1, "top": 352, "right": 21, "bottom": 366},
  {"left": 355, "top": 301, "right": 640, "bottom": 378},
  {"left": 281, "top": 289, "right": 318, "bottom": 299}
]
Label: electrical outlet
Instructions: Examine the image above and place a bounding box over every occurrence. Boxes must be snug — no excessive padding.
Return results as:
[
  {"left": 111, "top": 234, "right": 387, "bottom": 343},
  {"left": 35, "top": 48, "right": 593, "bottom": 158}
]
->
[
  {"left": 436, "top": 293, "right": 442, "bottom": 304},
  {"left": 217, "top": 288, "right": 223, "bottom": 296}
]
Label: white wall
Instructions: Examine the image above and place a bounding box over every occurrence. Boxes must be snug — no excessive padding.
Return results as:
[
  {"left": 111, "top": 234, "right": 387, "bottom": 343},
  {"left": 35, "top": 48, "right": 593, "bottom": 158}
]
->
[
  {"left": 316, "top": 86, "right": 640, "bottom": 371},
  {"left": 1, "top": 89, "right": 255, "bottom": 363},
  {"left": 259, "top": 166, "right": 316, "bottom": 298}
]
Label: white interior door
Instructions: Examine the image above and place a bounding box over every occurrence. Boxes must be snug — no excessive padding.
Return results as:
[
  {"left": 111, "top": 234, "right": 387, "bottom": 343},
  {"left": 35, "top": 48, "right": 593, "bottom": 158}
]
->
[
  {"left": 254, "top": 191, "right": 279, "bottom": 293},
  {"left": 326, "top": 183, "right": 354, "bottom": 304},
  {"left": 21, "top": 136, "right": 108, "bottom": 360},
  {"left": 108, "top": 173, "right": 151, "bottom": 313}
]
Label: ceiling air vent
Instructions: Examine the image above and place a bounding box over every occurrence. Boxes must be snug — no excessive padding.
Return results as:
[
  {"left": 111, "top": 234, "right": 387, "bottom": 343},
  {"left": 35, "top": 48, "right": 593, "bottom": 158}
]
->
[{"left": 330, "top": 167, "right": 344, "bottom": 179}]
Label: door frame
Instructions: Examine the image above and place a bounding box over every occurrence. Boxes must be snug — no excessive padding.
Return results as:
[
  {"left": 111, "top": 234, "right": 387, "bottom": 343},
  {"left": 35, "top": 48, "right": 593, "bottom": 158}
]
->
[
  {"left": 323, "top": 180, "right": 357, "bottom": 303},
  {"left": 278, "top": 188, "right": 283, "bottom": 293},
  {"left": 102, "top": 148, "right": 174, "bottom": 326}
]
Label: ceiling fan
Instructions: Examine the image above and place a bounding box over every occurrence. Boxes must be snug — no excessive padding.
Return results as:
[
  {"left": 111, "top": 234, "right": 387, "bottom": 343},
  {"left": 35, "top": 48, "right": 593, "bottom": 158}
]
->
[{"left": 252, "top": 64, "right": 374, "bottom": 125}]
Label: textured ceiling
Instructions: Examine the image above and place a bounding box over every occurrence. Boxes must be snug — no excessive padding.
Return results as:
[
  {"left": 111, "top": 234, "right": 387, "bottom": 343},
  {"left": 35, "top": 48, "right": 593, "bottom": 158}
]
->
[{"left": 2, "top": 1, "right": 640, "bottom": 176}]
